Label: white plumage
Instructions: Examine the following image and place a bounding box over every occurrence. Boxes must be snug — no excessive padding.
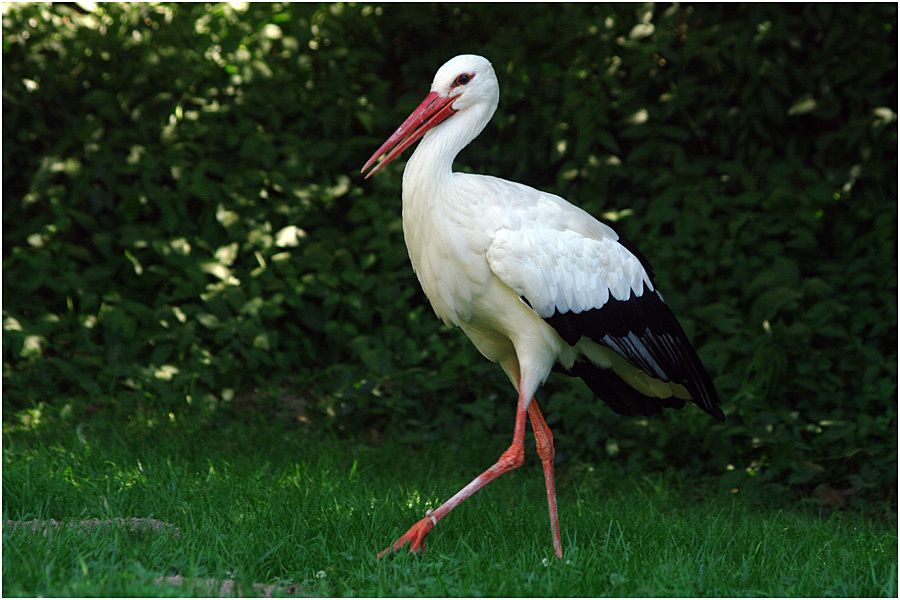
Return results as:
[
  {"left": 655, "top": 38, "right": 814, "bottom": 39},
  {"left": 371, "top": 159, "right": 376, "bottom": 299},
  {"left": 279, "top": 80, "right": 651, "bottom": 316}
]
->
[
  {"left": 487, "top": 225, "right": 653, "bottom": 317},
  {"left": 363, "top": 54, "right": 722, "bottom": 560}
]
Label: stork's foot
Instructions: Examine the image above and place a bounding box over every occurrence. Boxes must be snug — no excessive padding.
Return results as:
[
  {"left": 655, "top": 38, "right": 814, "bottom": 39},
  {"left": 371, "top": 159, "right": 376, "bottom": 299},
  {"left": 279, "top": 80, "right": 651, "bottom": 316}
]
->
[{"left": 377, "top": 512, "right": 436, "bottom": 558}]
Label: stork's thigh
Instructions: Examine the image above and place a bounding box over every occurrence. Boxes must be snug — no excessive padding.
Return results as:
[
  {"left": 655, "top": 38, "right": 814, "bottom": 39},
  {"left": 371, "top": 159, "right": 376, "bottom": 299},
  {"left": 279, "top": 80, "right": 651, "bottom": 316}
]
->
[{"left": 461, "top": 325, "right": 516, "bottom": 366}]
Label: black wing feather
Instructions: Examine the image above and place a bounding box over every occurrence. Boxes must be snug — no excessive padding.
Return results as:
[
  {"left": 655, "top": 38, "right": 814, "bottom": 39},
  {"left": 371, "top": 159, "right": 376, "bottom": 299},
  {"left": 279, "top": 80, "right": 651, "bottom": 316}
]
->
[
  {"left": 545, "top": 289, "right": 723, "bottom": 420},
  {"left": 558, "top": 360, "right": 686, "bottom": 417}
]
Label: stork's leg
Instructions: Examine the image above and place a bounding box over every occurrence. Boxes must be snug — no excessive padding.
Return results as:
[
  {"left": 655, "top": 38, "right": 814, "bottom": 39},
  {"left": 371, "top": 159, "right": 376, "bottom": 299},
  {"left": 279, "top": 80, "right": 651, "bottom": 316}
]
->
[
  {"left": 377, "top": 390, "right": 530, "bottom": 557},
  {"left": 528, "top": 399, "right": 562, "bottom": 559}
]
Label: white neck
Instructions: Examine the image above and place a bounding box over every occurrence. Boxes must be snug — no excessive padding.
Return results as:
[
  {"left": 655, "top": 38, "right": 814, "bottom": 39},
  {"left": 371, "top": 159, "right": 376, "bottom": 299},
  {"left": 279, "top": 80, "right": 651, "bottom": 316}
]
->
[{"left": 402, "top": 103, "right": 495, "bottom": 203}]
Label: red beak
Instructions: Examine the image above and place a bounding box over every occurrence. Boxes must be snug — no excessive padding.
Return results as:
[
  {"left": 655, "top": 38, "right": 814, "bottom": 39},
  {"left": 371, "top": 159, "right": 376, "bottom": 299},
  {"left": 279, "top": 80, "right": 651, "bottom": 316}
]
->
[{"left": 361, "top": 91, "right": 457, "bottom": 179}]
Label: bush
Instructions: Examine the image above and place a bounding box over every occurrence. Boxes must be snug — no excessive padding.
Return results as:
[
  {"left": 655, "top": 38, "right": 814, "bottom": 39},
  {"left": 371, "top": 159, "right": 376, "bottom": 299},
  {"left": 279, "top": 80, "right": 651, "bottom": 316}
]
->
[{"left": 3, "top": 3, "right": 896, "bottom": 502}]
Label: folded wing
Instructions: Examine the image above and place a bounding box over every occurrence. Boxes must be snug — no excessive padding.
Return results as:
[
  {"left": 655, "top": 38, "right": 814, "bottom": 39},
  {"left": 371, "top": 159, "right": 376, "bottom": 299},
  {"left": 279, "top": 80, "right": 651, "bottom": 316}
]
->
[{"left": 486, "top": 226, "right": 723, "bottom": 420}]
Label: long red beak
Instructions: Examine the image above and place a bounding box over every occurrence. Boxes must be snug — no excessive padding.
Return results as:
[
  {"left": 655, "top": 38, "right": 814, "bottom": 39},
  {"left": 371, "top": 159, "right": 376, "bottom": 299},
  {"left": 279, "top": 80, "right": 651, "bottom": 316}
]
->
[{"left": 361, "top": 92, "right": 457, "bottom": 178}]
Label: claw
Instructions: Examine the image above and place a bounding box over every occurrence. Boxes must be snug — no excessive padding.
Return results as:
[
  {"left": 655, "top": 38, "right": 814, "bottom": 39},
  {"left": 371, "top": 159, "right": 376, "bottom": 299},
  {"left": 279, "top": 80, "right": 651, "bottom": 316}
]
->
[{"left": 377, "top": 514, "right": 435, "bottom": 558}]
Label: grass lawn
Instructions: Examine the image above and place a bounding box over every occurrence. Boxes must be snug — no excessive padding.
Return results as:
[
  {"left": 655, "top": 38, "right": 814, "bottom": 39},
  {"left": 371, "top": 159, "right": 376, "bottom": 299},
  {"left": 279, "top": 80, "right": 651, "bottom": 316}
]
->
[{"left": 3, "top": 410, "right": 896, "bottom": 597}]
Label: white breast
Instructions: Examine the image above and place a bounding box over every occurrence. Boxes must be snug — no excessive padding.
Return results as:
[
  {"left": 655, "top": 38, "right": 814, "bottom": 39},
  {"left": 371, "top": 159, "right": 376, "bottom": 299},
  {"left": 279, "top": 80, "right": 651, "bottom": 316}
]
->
[{"left": 401, "top": 178, "right": 494, "bottom": 327}]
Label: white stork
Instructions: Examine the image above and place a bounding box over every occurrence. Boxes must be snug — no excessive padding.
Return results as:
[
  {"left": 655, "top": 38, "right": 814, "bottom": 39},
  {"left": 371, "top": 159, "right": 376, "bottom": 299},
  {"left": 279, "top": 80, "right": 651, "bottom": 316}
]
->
[{"left": 361, "top": 55, "right": 723, "bottom": 560}]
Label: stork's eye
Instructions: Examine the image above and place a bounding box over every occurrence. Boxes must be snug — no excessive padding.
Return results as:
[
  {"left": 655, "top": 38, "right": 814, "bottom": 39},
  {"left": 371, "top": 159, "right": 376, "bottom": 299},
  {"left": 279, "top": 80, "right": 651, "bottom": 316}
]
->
[{"left": 452, "top": 73, "right": 474, "bottom": 87}]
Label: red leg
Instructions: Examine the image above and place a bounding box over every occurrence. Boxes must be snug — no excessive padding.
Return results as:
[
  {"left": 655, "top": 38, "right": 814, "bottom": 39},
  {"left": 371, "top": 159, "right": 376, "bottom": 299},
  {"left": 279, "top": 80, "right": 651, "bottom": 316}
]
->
[
  {"left": 528, "top": 399, "right": 562, "bottom": 559},
  {"left": 378, "top": 390, "right": 530, "bottom": 558}
]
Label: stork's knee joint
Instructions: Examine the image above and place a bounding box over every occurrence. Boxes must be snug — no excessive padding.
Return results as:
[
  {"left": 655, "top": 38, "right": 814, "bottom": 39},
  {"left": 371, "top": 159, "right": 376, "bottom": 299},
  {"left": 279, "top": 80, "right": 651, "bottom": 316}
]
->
[
  {"left": 500, "top": 445, "right": 525, "bottom": 470},
  {"left": 536, "top": 441, "right": 555, "bottom": 463},
  {"left": 535, "top": 433, "right": 555, "bottom": 463}
]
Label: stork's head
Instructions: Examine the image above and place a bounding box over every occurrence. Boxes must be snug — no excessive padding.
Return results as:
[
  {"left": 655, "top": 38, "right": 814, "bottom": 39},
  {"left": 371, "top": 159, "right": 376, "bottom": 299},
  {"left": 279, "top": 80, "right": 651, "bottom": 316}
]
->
[
  {"left": 429, "top": 54, "right": 499, "bottom": 112},
  {"left": 361, "top": 54, "right": 499, "bottom": 178}
]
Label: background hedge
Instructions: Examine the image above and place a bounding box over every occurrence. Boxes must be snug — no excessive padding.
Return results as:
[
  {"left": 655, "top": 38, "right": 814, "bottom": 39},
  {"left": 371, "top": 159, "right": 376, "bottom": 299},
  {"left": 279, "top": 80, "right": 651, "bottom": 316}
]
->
[{"left": 3, "top": 3, "right": 897, "bottom": 504}]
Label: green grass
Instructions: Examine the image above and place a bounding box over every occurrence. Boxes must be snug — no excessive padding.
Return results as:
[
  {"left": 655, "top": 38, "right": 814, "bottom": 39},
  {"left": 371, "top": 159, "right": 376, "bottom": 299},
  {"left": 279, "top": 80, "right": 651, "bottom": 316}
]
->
[{"left": 3, "top": 412, "right": 896, "bottom": 597}]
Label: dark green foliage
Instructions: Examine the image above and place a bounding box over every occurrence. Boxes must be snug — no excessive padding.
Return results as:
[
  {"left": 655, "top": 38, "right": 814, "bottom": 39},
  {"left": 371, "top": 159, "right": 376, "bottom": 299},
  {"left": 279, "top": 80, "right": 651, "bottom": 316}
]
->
[{"left": 3, "top": 4, "right": 897, "bottom": 501}]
